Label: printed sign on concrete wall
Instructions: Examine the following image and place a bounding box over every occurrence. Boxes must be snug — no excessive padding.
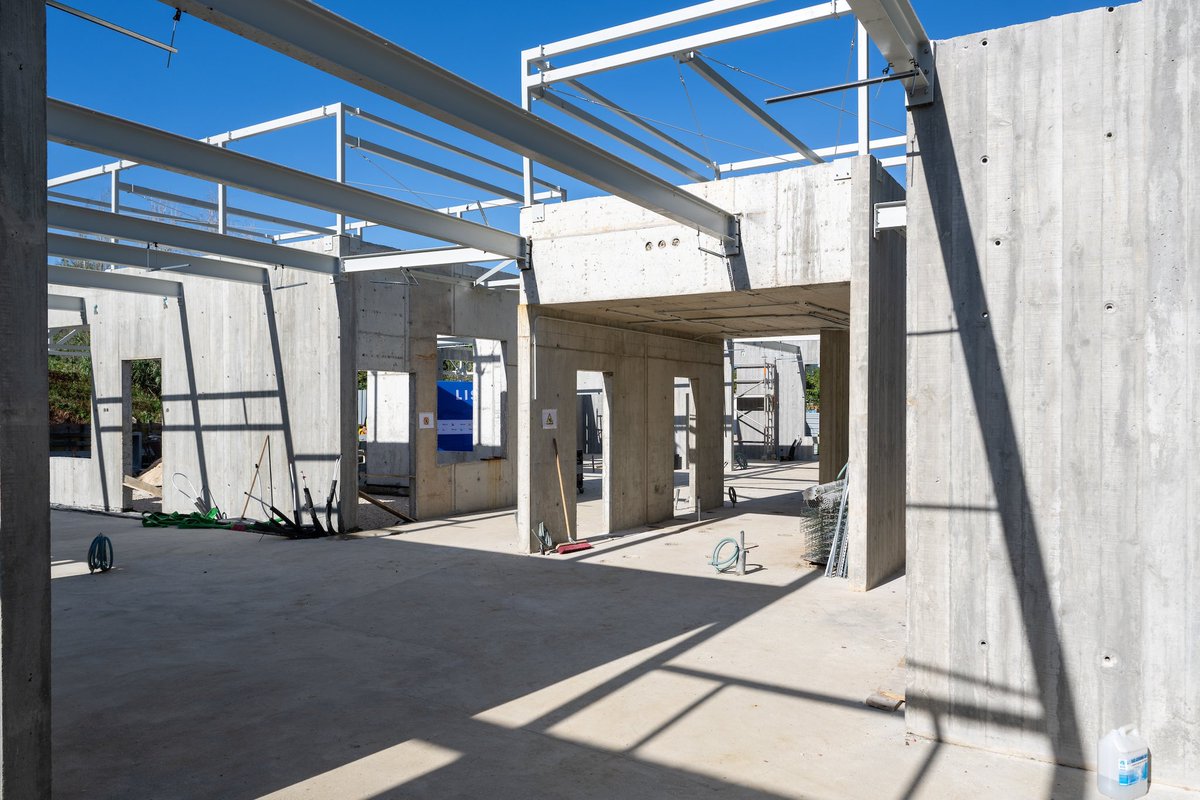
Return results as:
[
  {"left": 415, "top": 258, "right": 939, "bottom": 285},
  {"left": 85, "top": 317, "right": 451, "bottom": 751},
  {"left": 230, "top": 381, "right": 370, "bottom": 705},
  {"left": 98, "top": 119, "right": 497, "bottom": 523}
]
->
[
  {"left": 417, "top": 412, "right": 435, "bottom": 429},
  {"left": 542, "top": 409, "right": 558, "bottom": 430},
  {"left": 437, "top": 381, "right": 474, "bottom": 452}
]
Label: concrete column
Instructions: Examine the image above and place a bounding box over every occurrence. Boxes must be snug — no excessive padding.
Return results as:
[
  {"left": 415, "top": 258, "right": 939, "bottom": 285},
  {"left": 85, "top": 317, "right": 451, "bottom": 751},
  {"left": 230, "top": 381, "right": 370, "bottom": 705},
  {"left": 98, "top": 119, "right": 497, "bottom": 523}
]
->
[
  {"left": 0, "top": 0, "right": 52, "bottom": 794},
  {"left": 818, "top": 329, "right": 849, "bottom": 484}
]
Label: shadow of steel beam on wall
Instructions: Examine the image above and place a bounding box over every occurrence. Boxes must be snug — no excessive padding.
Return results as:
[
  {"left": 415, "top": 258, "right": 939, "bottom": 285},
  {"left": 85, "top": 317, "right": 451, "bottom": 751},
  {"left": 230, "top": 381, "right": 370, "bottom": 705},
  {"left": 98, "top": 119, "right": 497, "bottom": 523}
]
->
[{"left": 911, "top": 90, "right": 1085, "bottom": 797}]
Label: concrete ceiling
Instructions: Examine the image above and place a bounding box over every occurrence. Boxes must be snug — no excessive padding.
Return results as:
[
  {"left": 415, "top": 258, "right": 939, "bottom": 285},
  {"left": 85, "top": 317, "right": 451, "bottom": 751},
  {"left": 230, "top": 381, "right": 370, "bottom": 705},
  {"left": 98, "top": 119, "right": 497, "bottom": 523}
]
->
[{"left": 548, "top": 283, "right": 850, "bottom": 340}]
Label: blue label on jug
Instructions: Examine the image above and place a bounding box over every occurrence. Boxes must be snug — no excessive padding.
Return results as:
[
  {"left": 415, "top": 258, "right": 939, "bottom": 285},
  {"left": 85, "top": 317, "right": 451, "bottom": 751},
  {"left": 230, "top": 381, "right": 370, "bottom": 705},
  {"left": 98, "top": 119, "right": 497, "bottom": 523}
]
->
[{"left": 1118, "top": 754, "right": 1149, "bottom": 786}]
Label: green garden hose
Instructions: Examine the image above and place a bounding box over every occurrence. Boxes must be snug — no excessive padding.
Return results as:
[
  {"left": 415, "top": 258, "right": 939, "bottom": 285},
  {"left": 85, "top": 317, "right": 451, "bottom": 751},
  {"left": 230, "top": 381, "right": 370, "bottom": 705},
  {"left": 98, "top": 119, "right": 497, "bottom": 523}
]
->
[{"left": 87, "top": 534, "right": 114, "bottom": 573}]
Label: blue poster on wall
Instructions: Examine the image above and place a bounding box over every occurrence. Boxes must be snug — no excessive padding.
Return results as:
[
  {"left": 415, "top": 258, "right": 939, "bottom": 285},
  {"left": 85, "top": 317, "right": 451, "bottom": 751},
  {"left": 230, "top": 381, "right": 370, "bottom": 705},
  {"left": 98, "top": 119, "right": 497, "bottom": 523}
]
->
[{"left": 436, "top": 381, "right": 474, "bottom": 452}]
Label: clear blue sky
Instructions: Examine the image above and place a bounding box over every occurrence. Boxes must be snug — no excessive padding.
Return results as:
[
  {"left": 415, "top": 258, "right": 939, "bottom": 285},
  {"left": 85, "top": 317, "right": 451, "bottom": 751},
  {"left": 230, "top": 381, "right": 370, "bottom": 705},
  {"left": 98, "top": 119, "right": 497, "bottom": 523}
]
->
[{"left": 48, "top": 0, "right": 1116, "bottom": 247}]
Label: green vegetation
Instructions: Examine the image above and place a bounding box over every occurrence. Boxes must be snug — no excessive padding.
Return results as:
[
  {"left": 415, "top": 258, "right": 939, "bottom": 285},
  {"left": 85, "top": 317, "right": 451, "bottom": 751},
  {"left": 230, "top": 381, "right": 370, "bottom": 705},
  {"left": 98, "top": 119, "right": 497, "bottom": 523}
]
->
[
  {"left": 805, "top": 366, "right": 821, "bottom": 410},
  {"left": 48, "top": 341, "right": 162, "bottom": 425}
]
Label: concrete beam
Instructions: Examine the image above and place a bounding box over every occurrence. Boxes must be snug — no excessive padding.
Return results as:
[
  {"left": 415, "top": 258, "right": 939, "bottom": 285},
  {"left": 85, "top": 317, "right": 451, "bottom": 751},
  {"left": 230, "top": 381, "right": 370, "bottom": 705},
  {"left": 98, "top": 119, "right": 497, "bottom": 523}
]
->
[
  {"left": 160, "top": 0, "right": 739, "bottom": 246},
  {"left": 47, "top": 264, "right": 183, "bottom": 297},
  {"left": 47, "top": 202, "right": 339, "bottom": 273},
  {"left": 48, "top": 233, "right": 267, "bottom": 284},
  {"left": 0, "top": 1, "right": 52, "bottom": 794},
  {"left": 47, "top": 100, "right": 527, "bottom": 260}
]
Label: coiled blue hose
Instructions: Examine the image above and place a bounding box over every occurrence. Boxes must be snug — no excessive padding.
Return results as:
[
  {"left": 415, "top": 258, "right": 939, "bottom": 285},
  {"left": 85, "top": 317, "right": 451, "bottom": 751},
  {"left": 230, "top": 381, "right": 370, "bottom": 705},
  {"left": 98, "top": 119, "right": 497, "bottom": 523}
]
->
[
  {"left": 87, "top": 534, "right": 114, "bottom": 573},
  {"left": 709, "top": 537, "right": 742, "bottom": 573}
]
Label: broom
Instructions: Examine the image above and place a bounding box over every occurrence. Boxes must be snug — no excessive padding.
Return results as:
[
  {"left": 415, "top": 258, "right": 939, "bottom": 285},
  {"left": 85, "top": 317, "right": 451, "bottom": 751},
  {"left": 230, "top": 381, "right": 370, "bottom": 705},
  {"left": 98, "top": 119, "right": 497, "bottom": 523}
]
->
[{"left": 552, "top": 437, "right": 592, "bottom": 554}]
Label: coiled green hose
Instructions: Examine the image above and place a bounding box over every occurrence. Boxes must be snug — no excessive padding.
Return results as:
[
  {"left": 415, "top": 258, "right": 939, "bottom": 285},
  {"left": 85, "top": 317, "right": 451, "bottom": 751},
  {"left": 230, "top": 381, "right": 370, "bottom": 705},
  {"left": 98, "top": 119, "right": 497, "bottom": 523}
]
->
[{"left": 87, "top": 534, "right": 114, "bottom": 573}]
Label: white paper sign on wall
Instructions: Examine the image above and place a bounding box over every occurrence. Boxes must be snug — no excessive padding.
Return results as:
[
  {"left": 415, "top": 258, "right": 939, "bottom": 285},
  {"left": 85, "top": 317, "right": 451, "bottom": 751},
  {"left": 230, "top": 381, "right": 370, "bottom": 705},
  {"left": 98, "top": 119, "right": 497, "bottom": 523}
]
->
[
  {"left": 542, "top": 409, "right": 558, "bottom": 430},
  {"left": 418, "top": 412, "right": 435, "bottom": 429}
]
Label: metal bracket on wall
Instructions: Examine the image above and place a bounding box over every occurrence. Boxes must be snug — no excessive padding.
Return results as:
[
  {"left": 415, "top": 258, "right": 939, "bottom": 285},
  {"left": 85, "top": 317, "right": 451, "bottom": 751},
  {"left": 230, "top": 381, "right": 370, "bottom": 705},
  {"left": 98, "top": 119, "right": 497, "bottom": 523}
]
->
[{"left": 874, "top": 200, "right": 906, "bottom": 238}]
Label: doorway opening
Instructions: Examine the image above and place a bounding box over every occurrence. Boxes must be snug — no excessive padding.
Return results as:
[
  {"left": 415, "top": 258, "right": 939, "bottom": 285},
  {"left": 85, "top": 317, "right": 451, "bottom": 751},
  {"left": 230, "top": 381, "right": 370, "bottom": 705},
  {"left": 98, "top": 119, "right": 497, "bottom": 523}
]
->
[
  {"left": 673, "top": 376, "right": 698, "bottom": 516},
  {"left": 576, "top": 370, "right": 611, "bottom": 538},
  {"left": 125, "top": 358, "right": 163, "bottom": 512}
]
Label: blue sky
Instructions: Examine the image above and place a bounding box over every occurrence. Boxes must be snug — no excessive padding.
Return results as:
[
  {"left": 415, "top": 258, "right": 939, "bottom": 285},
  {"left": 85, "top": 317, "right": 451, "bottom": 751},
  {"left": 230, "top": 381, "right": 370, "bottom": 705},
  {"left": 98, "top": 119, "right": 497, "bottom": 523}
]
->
[{"left": 48, "top": 0, "right": 1116, "bottom": 248}]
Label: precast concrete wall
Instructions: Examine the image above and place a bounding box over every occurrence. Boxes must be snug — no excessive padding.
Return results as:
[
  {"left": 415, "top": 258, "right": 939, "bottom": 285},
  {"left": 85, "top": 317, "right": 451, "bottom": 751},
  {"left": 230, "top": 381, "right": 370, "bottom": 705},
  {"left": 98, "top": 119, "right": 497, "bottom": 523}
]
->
[
  {"left": 906, "top": 0, "right": 1200, "bottom": 786},
  {"left": 354, "top": 266, "right": 518, "bottom": 518},
  {"left": 516, "top": 309, "right": 725, "bottom": 550},
  {"left": 48, "top": 265, "right": 355, "bottom": 528}
]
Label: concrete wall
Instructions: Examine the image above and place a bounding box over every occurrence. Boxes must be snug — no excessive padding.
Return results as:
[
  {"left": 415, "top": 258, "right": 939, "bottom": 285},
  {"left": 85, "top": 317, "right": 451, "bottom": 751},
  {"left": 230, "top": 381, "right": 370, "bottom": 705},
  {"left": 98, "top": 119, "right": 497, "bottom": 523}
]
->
[
  {"left": 729, "top": 340, "right": 808, "bottom": 460},
  {"left": 906, "top": 0, "right": 1200, "bottom": 785},
  {"left": 521, "top": 160, "right": 907, "bottom": 589},
  {"left": 353, "top": 265, "right": 518, "bottom": 518},
  {"left": 523, "top": 163, "right": 855, "bottom": 305},
  {"left": 49, "top": 264, "right": 354, "bottom": 529},
  {"left": 0, "top": 2, "right": 51, "bottom": 792},
  {"left": 516, "top": 309, "right": 725, "bottom": 550},
  {"left": 363, "top": 370, "right": 411, "bottom": 490}
]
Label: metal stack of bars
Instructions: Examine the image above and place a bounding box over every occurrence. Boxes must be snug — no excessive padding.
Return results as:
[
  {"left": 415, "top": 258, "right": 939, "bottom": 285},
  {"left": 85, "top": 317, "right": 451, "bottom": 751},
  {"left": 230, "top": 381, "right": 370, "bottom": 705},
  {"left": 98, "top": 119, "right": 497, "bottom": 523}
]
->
[{"left": 799, "top": 478, "right": 846, "bottom": 567}]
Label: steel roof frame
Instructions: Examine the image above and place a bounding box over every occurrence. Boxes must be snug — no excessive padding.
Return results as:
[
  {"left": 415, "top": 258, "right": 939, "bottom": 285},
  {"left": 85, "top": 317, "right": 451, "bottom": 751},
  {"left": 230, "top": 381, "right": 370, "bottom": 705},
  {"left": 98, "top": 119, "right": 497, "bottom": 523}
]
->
[
  {"left": 48, "top": 99, "right": 528, "bottom": 260},
  {"left": 48, "top": 233, "right": 268, "bottom": 284},
  {"left": 159, "top": 0, "right": 740, "bottom": 249},
  {"left": 48, "top": 263, "right": 184, "bottom": 297}
]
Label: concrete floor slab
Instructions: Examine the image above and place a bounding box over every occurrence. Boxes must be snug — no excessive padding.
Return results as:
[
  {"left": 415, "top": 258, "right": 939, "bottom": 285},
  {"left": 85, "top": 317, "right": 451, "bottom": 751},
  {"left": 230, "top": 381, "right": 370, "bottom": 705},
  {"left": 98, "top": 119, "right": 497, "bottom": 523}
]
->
[{"left": 50, "top": 463, "right": 1199, "bottom": 798}]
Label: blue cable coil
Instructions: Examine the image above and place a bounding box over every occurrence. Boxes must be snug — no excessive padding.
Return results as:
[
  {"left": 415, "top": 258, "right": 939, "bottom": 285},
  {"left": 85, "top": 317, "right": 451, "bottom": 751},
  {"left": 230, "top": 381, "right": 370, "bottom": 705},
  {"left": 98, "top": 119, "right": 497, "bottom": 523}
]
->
[
  {"left": 87, "top": 534, "right": 114, "bottom": 573},
  {"left": 708, "top": 537, "right": 742, "bottom": 573}
]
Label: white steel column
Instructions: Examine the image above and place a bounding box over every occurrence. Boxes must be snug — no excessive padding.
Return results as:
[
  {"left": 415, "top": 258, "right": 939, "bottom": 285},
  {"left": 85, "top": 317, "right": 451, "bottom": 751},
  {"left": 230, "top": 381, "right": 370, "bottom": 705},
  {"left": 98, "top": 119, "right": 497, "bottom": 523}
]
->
[
  {"left": 216, "top": 142, "right": 228, "bottom": 234},
  {"left": 335, "top": 102, "right": 345, "bottom": 235},
  {"left": 857, "top": 21, "right": 870, "bottom": 156}
]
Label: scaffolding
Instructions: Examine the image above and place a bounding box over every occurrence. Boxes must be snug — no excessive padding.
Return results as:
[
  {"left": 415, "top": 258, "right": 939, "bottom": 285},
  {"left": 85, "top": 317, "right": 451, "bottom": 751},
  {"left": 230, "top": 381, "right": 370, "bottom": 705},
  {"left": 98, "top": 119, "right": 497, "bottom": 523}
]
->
[{"left": 732, "top": 363, "right": 778, "bottom": 461}]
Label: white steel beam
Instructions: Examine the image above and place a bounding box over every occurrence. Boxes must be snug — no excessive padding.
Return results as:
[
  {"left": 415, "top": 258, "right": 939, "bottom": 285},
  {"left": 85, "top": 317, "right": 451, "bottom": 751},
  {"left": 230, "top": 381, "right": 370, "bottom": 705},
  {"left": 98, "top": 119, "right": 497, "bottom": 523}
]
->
[
  {"left": 118, "top": 182, "right": 333, "bottom": 237},
  {"left": 347, "top": 106, "right": 562, "bottom": 193},
  {"left": 48, "top": 100, "right": 527, "bottom": 260},
  {"left": 678, "top": 52, "right": 823, "bottom": 164},
  {"left": 527, "top": 0, "right": 775, "bottom": 60},
  {"left": 717, "top": 134, "right": 906, "bottom": 174},
  {"left": 48, "top": 233, "right": 267, "bottom": 284},
  {"left": 342, "top": 246, "right": 508, "bottom": 273},
  {"left": 47, "top": 201, "right": 340, "bottom": 274},
  {"left": 564, "top": 80, "right": 714, "bottom": 171},
  {"left": 48, "top": 264, "right": 183, "bottom": 297},
  {"left": 48, "top": 104, "right": 339, "bottom": 187},
  {"left": 48, "top": 294, "right": 85, "bottom": 314},
  {"left": 529, "top": 2, "right": 848, "bottom": 87},
  {"left": 346, "top": 135, "right": 522, "bottom": 202},
  {"left": 48, "top": 191, "right": 267, "bottom": 239},
  {"left": 843, "top": 0, "right": 934, "bottom": 105},
  {"left": 873, "top": 199, "right": 905, "bottom": 236},
  {"left": 160, "top": 0, "right": 739, "bottom": 247},
  {"left": 532, "top": 89, "right": 708, "bottom": 182},
  {"left": 275, "top": 190, "right": 564, "bottom": 243}
]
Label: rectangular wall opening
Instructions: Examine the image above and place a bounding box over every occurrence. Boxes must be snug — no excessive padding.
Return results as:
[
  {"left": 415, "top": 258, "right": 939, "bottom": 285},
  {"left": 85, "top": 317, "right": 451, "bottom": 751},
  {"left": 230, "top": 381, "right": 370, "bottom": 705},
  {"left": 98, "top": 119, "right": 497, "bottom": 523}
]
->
[
  {"left": 125, "top": 358, "right": 163, "bottom": 513},
  {"left": 436, "top": 336, "right": 507, "bottom": 466},
  {"left": 673, "top": 376, "right": 698, "bottom": 515},
  {"left": 49, "top": 326, "right": 93, "bottom": 460},
  {"left": 576, "top": 370, "right": 611, "bottom": 538}
]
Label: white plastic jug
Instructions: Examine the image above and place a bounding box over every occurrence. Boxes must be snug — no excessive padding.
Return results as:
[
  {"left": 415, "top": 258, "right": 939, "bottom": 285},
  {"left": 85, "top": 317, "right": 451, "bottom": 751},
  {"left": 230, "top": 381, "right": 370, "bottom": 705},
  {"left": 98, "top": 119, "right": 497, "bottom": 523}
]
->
[{"left": 1098, "top": 725, "right": 1150, "bottom": 799}]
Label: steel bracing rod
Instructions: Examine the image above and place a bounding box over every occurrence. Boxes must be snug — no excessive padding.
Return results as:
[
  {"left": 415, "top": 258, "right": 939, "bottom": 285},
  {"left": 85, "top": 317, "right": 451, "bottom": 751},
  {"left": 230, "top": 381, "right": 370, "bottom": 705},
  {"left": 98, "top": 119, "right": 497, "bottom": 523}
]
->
[
  {"left": 527, "top": 0, "right": 774, "bottom": 60},
  {"left": 47, "top": 202, "right": 339, "bottom": 274},
  {"left": 160, "top": 0, "right": 738, "bottom": 245},
  {"left": 118, "top": 182, "right": 334, "bottom": 236},
  {"left": 48, "top": 190, "right": 267, "bottom": 239},
  {"left": 48, "top": 294, "right": 86, "bottom": 313},
  {"left": 49, "top": 104, "right": 340, "bottom": 188},
  {"left": 346, "top": 106, "right": 562, "bottom": 193},
  {"left": 843, "top": 0, "right": 932, "bottom": 101},
  {"left": 678, "top": 52, "right": 824, "bottom": 164},
  {"left": 48, "top": 233, "right": 267, "bottom": 284},
  {"left": 717, "top": 134, "right": 906, "bottom": 174},
  {"left": 46, "top": 0, "right": 178, "bottom": 53},
  {"left": 533, "top": 89, "right": 708, "bottom": 183},
  {"left": 530, "top": 2, "right": 849, "bottom": 87},
  {"left": 48, "top": 100, "right": 527, "bottom": 260},
  {"left": 563, "top": 80, "right": 714, "bottom": 171},
  {"left": 346, "top": 135, "right": 522, "bottom": 202},
  {"left": 48, "top": 264, "right": 183, "bottom": 297},
  {"left": 764, "top": 70, "right": 918, "bottom": 104}
]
